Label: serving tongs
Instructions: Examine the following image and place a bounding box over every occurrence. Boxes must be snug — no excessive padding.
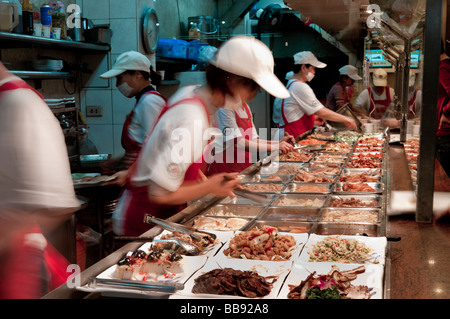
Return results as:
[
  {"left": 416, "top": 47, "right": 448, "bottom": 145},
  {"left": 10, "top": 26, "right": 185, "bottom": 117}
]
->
[
  {"left": 142, "top": 214, "right": 217, "bottom": 241},
  {"left": 88, "top": 277, "right": 184, "bottom": 294},
  {"left": 222, "top": 175, "right": 268, "bottom": 204}
]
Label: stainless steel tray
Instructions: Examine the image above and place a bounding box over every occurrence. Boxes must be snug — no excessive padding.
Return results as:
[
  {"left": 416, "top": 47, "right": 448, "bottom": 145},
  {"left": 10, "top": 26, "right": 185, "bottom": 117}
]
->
[
  {"left": 274, "top": 162, "right": 306, "bottom": 175},
  {"left": 219, "top": 193, "right": 277, "bottom": 205},
  {"left": 184, "top": 215, "right": 253, "bottom": 231},
  {"left": 260, "top": 206, "right": 321, "bottom": 222},
  {"left": 283, "top": 182, "right": 333, "bottom": 194},
  {"left": 307, "top": 161, "right": 343, "bottom": 169},
  {"left": 245, "top": 220, "right": 314, "bottom": 234},
  {"left": 325, "top": 194, "right": 383, "bottom": 208},
  {"left": 198, "top": 204, "right": 266, "bottom": 218},
  {"left": 271, "top": 194, "right": 327, "bottom": 208},
  {"left": 341, "top": 168, "right": 382, "bottom": 176},
  {"left": 247, "top": 174, "right": 293, "bottom": 184},
  {"left": 241, "top": 182, "right": 286, "bottom": 193},
  {"left": 301, "top": 166, "right": 342, "bottom": 176},
  {"left": 319, "top": 207, "right": 381, "bottom": 224},
  {"left": 311, "top": 222, "right": 380, "bottom": 237},
  {"left": 333, "top": 182, "right": 384, "bottom": 194}
]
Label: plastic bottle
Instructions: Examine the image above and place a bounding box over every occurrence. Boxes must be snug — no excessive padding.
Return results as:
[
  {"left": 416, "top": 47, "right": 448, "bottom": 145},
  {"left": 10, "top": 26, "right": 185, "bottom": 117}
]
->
[
  {"left": 188, "top": 23, "right": 200, "bottom": 41},
  {"left": 10, "top": 0, "right": 23, "bottom": 33},
  {"left": 22, "top": 0, "right": 34, "bottom": 35}
]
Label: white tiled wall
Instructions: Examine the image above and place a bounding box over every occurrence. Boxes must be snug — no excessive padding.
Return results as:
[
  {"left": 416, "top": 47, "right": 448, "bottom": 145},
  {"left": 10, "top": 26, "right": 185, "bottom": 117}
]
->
[
  {"left": 80, "top": 0, "right": 217, "bottom": 156},
  {"left": 80, "top": 0, "right": 148, "bottom": 156}
]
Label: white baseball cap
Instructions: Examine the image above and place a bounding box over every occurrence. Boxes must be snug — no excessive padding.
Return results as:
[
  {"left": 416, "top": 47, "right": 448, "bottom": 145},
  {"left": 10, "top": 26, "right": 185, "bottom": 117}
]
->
[
  {"left": 210, "top": 36, "right": 290, "bottom": 99},
  {"left": 372, "top": 69, "right": 388, "bottom": 86},
  {"left": 100, "top": 51, "right": 151, "bottom": 79},
  {"left": 293, "top": 51, "right": 327, "bottom": 68},
  {"left": 339, "top": 65, "right": 362, "bottom": 80}
]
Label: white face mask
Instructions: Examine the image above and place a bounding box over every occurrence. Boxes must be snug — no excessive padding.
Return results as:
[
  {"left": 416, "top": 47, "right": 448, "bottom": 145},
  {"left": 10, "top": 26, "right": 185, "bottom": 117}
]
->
[
  {"left": 305, "top": 72, "right": 315, "bottom": 82},
  {"left": 117, "top": 82, "right": 134, "bottom": 97}
]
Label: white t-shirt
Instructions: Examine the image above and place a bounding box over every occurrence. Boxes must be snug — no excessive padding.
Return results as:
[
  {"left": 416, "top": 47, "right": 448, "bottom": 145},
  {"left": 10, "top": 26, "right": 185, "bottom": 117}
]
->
[
  {"left": 354, "top": 87, "right": 396, "bottom": 115},
  {"left": 128, "top": 89, "right": 166, "bottom": 144},
  {"left": 130, "top": 85, "right": 212, "bottom": 195},
  {"left": 212, "top": 104, "right": 258, "bottom": 155},
  {"left": 282, "top": 80, "right": 324, "bottom": 123},
  {"left": 0, "top": 76, "right": 80, "bottom": 221}
]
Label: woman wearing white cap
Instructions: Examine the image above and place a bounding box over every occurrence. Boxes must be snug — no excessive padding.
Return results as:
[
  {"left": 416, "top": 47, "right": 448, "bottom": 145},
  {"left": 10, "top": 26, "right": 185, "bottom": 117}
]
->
[
  {"left": 325, "top": 65, "right": 362, "bottom": 112},
  {"left": 99, "top": 51, "right": 167, "bottom": 172},
  {"left": 206, "top": 79, "right": 294, "bottom": 175},
  {"left": 280, "top": 51, "right": 357, "bottom": 138},
  {"left": 354, "top": 69, "right": 395, "bottom": 119},
  {"left": 112, "top": 36, "right": 290, "bottom": 236}
]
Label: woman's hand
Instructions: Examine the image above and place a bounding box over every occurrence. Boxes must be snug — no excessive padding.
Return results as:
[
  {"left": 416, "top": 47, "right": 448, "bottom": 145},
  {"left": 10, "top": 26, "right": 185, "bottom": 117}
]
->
[
  {"left": 105, "top": 169, "right": 129, "bottom": 187},
  {"left": 344, "top": 116, "right": 357, "bottom": 130},
  {"left": 278, "top": 140, "right": 294, "bottom": 153},
  {"left": 206, "top": 172, "right": 241, "bottom": 197}
]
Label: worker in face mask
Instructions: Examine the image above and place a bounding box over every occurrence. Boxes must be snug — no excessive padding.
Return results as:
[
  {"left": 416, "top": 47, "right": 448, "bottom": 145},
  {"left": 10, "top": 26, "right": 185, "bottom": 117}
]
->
[
  {"left": 99, "top": 51, "right": 167, "bottom": 173},
  {"left": 280, "top": 51, "right": 357, "bottom": 138}
]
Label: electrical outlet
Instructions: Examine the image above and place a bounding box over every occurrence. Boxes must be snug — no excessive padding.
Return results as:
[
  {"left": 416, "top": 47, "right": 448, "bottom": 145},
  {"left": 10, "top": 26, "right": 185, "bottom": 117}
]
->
[{"left": 86, "top": 105, "right": 103, "bottom": 117}]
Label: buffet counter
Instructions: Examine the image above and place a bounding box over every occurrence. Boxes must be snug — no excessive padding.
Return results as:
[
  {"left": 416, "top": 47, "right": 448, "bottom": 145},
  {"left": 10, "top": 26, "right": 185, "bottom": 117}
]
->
[{"left": 42, "top": 130, "right": 448, "bottom": 299}]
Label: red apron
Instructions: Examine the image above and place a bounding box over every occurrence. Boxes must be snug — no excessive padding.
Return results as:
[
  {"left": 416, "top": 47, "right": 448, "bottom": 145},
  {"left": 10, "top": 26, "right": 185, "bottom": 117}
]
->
[
  {"left": 331, "top": 82, "right": 352, "bottom": 105},
  {"left": 0, "top": 80, "right": 71, "bottom": 298},
  {"left": 119, "top": 97, "right": 210, "bottom": 236},
  {"left": 281, "top": 80, "right": 315, "bottom": 138},
  {"left": 368, "top": 87, "right": 392, "bottom": 119},
  {"left": 121, "top": 91, "right": 167, "bottom": 169},
  {"left": 408, "top": 89, "right": 418, "bottom": 119},
  {"left": 207, "top": 103, "right": 254, "bottom": 175}
]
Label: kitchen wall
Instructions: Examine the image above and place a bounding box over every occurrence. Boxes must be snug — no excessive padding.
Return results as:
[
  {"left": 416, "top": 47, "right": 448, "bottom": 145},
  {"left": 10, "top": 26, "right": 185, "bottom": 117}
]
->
[{"left": 78, "top": 0, "right": 233, "bottom": 157}]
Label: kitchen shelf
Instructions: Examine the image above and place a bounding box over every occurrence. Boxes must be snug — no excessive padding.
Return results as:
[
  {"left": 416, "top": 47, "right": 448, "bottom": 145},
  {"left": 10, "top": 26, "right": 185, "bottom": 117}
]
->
[
  {"left": 0, "top": 31, "right": 110, "bottom": 53},
  {"left": 11, "top": 70, "right": 74, "bottom": 80}
]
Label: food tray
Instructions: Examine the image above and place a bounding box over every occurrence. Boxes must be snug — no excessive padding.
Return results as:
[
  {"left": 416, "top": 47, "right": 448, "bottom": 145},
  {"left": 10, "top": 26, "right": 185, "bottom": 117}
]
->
[
  {"left": 196, "top": 204, "right": 267, "bottom": 219},
  {"left": 271, "top": 194, "right": 327, "bottom": 208},
  {"left": 298, "top": 234, "right": 387, "bottom": 265},
  {"left": 171, "top": 258, "right": 293, "bottom": 299},
  {"left": 247, "top": 174, "right": 293, "bottom": 184},
  {"left": 277, "top": 262, "right": 384, "bottom": 299},
  {"left": 185, "top": 215, "right": 253, "bottom": 231},
  {"left": 333, "top": 182, "right": 384, "bottom": 194},
  {"left": 292, "top": 172, "right": 338, "bottom": 184},
  {"left": 245, "top": 220, "right": 314, "bottom": 234},
  {"left": 273, "top": 162, "right": 306, "bottom": 175},
  {"left": 301, "top": 166, "right": 342, "bottom": 176},
  {"left": 314, "top": 155, "right": 348, "bottom": 163},
  {"left": 312, "top": 223, "right": 380, "bottom": 237},
  {"left": 307, "top": 161, "right": 343, "bottom": 169},
  {"left": 240, "top": 182, "right": 286, "bottom": 193},
  {"left": 219, "top": 193, "right": 277, "bottom": 205},
  {"left": 153, "top": 230, "right": 233, "bottom": 258},
  {"left": 283, "top": 182, "right": 333, "bottom": 194},
  {"left": 260, "top": 206, "right": 321, "bottom": 222},
  {"left": 325, "top": 194, "right": 383, "bottom": 208},
  {"left": 318, "top": 207, "right": 381, "bottom": 224},
  {"left": 217, "top": 230, "right": 308, "bottom": 262},
  {"left": 308, "top": 131, "right": 335, "bottom": 141},
  {"left": 341, "top": 168, "right": 382, "bottom": 176}
]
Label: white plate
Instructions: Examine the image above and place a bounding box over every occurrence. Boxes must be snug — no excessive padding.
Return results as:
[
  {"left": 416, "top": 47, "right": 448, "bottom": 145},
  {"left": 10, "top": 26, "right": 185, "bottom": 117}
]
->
[
  {"left": 154, "top": 230, "right": 234, "bottom": 258},
  {"left": 277, "top": 262, "right": 384, "bottom": 299},
  {"left": 215, "top": 231, "right": 308, "bottom": 262},
  {"left": 298, "top": 234, "right": 387, "bottom": 265},
  {"left": 171, "top": 258, "right": 293, "bottom": 299}
]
